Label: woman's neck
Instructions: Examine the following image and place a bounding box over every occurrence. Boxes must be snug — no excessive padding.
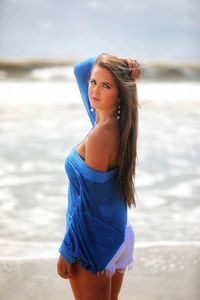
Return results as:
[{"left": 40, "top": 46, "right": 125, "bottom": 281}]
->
[{"left": 95, "top": 108, "right": 117, "bottom": 125}]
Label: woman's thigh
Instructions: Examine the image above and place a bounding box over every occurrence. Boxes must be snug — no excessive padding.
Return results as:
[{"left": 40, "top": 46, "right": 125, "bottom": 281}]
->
[
  {"left": 110, "top": 270, "right": 124, "bottom": 300},
  {"left": 69, "top": 261, "right": 111, "bottom": 300}
]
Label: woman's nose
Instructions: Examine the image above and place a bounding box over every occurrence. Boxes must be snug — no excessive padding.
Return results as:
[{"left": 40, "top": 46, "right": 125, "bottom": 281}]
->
[{"left": 93, "top": 85, "right": 101, "bottom": 95}]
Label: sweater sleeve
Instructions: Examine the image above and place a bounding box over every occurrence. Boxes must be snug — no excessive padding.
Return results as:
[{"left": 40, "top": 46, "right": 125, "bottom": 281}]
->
[
  {"left": 59, "top": 238, "right": 77, "bottom": 264},
  {"left": 74, "top": 57, "right": 96, "bottom": 126}
]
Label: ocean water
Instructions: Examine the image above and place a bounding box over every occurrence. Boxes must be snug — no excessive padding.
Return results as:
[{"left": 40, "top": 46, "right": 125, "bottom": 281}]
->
[{"left": 0, "top": 78, "right": 200, "bottom": 260}]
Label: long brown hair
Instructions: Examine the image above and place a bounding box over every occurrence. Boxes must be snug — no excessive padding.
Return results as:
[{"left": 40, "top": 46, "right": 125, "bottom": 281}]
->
[{"left": 94, "top": 53, "right": 139, "bottom": 207}]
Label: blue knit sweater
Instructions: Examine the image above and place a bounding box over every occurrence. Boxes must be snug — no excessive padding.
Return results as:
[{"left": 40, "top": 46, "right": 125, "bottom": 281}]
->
[{"left": 59, "top": 57, "right": 127, "bottom": 273}]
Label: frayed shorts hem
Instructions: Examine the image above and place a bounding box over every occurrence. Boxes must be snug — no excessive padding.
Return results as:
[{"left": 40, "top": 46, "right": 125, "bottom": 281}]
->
[
  {"left": 97, "top": 258, "right": 134, "bottom": 278},
  {"left": 98, "top": 222, "right": 135, "bottom": 278}
]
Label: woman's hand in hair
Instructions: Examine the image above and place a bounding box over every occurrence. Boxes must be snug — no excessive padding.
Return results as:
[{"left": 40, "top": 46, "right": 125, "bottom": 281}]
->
[{"left": 119, "top": 57, "right": 141, "bottom": 80}]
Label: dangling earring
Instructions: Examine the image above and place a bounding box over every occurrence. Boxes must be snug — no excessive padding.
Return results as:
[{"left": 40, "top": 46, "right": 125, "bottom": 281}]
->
[
  {"left": 90, "top": 107, "right": 94, "bottom": 112},
  {"left": 117, "top": 104, "right": 121, "bottom": 119}
]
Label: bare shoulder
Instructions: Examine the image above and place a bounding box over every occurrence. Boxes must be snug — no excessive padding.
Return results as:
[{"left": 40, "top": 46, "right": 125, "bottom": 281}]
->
[{"left": 85, "top": 124, "right": 116, "bottom": 172}]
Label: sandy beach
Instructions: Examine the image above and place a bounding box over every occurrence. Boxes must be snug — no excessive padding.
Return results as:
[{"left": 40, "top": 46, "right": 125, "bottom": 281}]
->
[{"left": 1, "top": 245, "right": 199, "bottom": 300}]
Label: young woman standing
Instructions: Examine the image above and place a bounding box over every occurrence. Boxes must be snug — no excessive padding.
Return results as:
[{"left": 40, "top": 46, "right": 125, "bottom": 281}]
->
[{"left": 57, "top": 53, "right": 140, "bottom": 300}]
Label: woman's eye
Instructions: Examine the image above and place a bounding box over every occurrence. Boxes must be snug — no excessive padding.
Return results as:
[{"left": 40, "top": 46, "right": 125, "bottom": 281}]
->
[
  {"left": 103, "top": 84, "right": 110, "bottom": 89},
  {"left": 90, "top": 80, "right": 96, "bottom": 85}
]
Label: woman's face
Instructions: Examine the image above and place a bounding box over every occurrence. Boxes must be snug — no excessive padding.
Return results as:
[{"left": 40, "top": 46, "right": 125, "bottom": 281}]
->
[{"left": 88, "top": 65, "right": 119, "bottom": 112}]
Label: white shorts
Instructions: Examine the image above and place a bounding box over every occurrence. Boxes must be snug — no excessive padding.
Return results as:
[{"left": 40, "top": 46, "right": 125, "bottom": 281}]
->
[{"left": 104, "top": 222, "right": 135, "bottom": 276}]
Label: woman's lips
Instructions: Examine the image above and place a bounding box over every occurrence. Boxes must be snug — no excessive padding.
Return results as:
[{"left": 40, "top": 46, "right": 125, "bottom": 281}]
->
[{"left": 91, "top": 97, "right": 100, "bottom": 102}]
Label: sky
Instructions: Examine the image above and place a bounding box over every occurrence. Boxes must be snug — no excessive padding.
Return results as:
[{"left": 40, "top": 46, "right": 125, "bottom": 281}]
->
[{"left": 0, "top": 0, "right": 199, "bottom": 62}]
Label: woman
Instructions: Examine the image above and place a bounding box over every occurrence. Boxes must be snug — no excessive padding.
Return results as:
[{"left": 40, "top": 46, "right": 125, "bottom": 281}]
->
[{"left": 57, "top": 53, "right": 140, "bottom": 300}]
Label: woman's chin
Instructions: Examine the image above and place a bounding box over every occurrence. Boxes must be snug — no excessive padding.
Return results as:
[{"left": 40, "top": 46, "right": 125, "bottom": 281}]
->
[{"left": 90, "top": 100, "right": 100, "bottom": 109}]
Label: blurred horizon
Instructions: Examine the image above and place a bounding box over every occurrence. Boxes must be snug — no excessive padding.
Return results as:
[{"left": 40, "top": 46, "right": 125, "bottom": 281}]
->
[{"left": 0, "top": 57, "right": 200, "bottom": 82}]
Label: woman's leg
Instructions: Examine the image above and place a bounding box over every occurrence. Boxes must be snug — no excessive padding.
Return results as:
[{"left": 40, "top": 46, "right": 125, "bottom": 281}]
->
[
  {"left": 110, "top": 270, "right": 125, "bottom": 300},
  {"left": 69, "top": 261, "right": 111, "bottom": 300}
]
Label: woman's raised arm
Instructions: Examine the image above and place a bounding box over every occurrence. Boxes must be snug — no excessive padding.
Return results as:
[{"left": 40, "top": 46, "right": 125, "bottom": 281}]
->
[{"left": 74, "top": 57, "right": 96, "bottom": 127}]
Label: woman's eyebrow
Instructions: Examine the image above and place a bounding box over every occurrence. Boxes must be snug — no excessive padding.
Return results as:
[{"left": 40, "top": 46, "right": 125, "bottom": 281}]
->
[{"left": 102, "top": 81, "right": 112, "bottom": 86}]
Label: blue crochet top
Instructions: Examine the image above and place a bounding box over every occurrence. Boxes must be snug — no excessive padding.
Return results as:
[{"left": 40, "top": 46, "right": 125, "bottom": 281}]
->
[{"left": 59, "top": 57, "right": 127, "bottom": 273}]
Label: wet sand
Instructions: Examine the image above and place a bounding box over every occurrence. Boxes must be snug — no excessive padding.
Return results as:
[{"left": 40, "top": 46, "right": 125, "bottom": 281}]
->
[{"left": 1, "top": 245, "right": 199, "bottom": 300}]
